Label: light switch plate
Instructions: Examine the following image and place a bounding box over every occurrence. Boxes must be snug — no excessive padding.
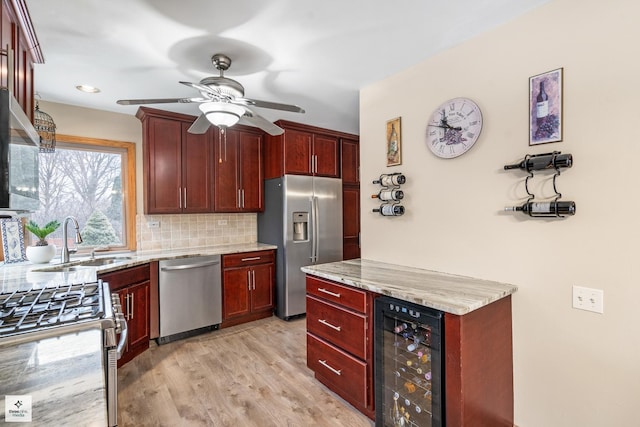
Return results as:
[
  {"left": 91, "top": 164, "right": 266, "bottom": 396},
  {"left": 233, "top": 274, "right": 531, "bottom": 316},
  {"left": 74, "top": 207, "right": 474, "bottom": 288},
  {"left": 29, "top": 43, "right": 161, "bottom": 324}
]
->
[
  {"left": 147, "top": 221, "right": 160, "bottom": 229},
  {"left": 572, "top": 285, "right": 604, "bottom": 314}
]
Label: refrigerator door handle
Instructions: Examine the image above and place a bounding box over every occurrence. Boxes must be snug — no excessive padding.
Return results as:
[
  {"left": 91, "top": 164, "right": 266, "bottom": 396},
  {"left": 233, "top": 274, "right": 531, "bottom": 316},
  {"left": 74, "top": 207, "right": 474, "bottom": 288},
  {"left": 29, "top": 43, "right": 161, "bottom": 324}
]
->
[{"left": 311, "top": 195, "right": 320, "bottom": 263}]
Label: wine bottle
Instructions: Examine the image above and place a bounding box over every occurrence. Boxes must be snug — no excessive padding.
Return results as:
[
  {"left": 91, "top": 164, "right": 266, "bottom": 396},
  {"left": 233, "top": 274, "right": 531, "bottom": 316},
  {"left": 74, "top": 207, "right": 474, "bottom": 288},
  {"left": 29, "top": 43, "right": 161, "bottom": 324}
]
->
[
  {"left": 373, "top": 204, "right": 405, "bottom": 216},
  {"left": 372, "top": 189, "right": 404, "bottom": 201},
  {"left": 504, "top": 152, "right": 572, "bottom": 171},
  {"left": 504, "top": 200, "right": 576, "bottom": 217},
  {"left": 407, "top": 335, "right": 424, "bottom": 352},
  {"left": 391, "top": 392, "right": 405, "bottom": 427},
  {"left": 536, "top": 81, "right": 549, "bottom": 124},
  {"left": 373, "top": 173, "right": 406, "bottom": 187},
  {"left": 394, "top": 322, "right": 408, "bottom": 333}
]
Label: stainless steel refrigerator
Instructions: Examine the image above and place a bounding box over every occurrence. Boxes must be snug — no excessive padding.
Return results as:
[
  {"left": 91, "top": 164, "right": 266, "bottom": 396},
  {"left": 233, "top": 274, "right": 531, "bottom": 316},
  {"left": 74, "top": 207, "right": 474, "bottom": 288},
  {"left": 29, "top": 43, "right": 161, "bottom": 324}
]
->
[{"left": 258, "top": 175, "right": 343, "bottom": 320}]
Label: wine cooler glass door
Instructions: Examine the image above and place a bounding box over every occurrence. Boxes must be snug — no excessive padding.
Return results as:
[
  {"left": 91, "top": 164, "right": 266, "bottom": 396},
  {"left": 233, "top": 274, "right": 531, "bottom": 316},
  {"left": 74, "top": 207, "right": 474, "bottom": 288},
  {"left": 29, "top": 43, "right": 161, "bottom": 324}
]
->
[{"left": 375, "top": 297, "right": 443, "bottom": 427}]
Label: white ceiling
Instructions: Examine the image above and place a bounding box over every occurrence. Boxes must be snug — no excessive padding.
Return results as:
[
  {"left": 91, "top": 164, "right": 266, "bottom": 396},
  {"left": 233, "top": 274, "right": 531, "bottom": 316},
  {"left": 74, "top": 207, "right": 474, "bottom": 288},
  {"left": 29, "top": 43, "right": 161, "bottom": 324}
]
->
[{"left": 27, "top": 0, "right": 549, "bottom": 135}]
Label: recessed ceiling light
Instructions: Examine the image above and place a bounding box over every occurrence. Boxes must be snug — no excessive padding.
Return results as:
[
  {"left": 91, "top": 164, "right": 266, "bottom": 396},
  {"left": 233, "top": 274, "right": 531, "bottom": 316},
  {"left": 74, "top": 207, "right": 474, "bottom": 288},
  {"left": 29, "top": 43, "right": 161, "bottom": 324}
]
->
[{"left": 75, "top": 84, "right": 101, "bottom": 93}]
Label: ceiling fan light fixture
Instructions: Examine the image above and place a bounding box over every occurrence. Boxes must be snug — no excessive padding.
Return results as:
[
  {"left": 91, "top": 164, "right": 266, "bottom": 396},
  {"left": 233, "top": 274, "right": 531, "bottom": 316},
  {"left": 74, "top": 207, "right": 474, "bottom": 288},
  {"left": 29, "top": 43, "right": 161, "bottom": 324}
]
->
[{"left": 199, "top": 102, "right": 245, "bottom": 128}]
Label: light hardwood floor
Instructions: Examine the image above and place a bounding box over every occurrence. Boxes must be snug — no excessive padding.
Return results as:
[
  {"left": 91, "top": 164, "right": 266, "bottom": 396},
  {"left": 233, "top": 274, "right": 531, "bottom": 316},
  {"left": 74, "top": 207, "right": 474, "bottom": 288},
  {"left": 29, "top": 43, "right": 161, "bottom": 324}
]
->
[{"left": 117, "top": 316, "right": 374, "bottom": 426}]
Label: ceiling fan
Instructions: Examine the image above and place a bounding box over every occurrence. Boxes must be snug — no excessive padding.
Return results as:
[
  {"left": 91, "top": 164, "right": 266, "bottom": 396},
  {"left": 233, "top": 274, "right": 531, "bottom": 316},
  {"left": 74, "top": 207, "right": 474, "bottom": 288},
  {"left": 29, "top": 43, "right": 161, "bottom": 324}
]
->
[{"left": 117, "top": 53, "right": 305, "bottom": 136}]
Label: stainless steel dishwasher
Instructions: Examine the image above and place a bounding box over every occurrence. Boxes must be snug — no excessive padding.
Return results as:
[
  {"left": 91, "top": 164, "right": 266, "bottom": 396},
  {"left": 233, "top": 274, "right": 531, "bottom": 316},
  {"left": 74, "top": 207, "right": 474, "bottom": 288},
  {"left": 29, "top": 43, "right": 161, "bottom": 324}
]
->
[{"left": 157, "top": 255, "right": 222, "bottom": 344}]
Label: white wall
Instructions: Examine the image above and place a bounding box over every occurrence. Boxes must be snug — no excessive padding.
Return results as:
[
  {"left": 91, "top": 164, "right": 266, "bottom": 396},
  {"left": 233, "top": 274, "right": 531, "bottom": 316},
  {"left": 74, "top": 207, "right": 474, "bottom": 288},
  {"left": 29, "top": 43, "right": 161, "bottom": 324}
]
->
[
  {"left": 360, "top": 0, "right": 639, "bottom": 425},
  {"left": 38, "top": 100, "right": 144, "bottom": 213}
]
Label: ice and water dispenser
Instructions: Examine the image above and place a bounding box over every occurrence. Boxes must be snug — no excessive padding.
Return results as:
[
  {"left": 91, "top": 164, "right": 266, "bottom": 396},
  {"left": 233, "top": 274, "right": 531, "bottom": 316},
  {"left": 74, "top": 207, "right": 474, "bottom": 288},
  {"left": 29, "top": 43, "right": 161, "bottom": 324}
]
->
[{"left": 293, "top": 212, "right": 309, "bottom": 241}]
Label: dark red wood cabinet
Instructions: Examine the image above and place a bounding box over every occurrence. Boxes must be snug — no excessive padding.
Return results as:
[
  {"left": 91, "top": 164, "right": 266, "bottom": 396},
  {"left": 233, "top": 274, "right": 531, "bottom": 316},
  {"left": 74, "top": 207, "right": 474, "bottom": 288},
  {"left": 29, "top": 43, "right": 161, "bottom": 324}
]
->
[
  {"left": 213, "top": 127, "right": 264, "bottom": 212},
  {"left": 340, "top": 137, "right": 360, "bottom": 260},
  {"left": 99, "top": 264, "right": 151, "bottom": 367},
  {"left": 221, "top": 250, "right": 275, "bottom": 328},
  {"left": 305, "top": 275, "right": 377, "bottom": 419},
  {"left": 264, "top": 120, "right": 340, "bottom": 179},
  {"left": 137, "top": 108, "right": 212, "bottom": 214}
]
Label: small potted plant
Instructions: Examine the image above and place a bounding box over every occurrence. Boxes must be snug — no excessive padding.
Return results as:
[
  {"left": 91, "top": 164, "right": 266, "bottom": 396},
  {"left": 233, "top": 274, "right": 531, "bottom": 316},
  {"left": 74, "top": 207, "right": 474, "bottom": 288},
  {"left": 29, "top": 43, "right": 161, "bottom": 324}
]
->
[{"left": 25, "top": 220, "right": 60, "bottom": 263}]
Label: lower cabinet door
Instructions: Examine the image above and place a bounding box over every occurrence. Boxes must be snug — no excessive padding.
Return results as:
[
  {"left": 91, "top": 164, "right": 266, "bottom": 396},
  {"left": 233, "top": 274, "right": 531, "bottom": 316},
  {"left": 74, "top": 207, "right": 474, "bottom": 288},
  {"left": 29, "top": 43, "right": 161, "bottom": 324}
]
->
[
  {"left": 250, "top": 263, "right": 274, "bottom": 312},
  {"left": 127, "top": 280, "right": 150, "bottom": 350},
  {"left": 223, "top": 268, "right": 251, "bottom": 319},
  {"left": 307, "top": 333, "right": 367, "bottom": 408}
]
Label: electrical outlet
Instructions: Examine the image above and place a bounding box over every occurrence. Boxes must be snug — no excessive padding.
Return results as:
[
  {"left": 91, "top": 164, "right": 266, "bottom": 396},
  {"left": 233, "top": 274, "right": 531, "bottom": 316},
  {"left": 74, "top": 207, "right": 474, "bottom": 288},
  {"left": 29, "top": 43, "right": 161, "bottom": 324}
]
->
[
  {"left": 572, "top": 285, "right": 604, "bottom": 314},
  {"left": 147, "top": 221, "right": 160, "bottom": 229},
  {"left": 217, "top": 220, "right": 228, "bottom": 225}
]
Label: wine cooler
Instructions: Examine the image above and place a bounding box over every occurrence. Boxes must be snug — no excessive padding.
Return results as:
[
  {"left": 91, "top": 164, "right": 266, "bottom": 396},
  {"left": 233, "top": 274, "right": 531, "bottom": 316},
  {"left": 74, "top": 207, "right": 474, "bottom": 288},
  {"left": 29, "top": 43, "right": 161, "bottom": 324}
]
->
[{"left": 375, "top": 296, "right": 444, "bottom": 427}]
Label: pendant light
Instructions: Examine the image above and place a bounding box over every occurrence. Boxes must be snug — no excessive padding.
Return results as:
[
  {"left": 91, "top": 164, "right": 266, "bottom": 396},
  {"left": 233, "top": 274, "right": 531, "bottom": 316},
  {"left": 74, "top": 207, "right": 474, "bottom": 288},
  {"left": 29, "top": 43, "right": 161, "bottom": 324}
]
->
[{"left": 33, "top": 95, "right": 56, "bottom": 153}]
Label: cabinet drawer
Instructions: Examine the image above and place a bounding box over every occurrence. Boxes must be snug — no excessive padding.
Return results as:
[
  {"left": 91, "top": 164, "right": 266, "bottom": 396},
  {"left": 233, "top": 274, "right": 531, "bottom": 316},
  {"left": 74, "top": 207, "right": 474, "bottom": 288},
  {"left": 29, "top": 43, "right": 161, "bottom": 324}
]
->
[
  {"left": 100, "top": 264, "right": 150, "bottom": 291},
  {"left": 307, "top": 333, "right": 367, "bottom": 408},
  {"left": 306, "top": 276, "right": 366, "bottom": 313},
  {"left": 307, "top": 295, "right": 367, "bottom": 359},
  {"left": 223, "top": 250, "right": 275, "bottom": 268}
]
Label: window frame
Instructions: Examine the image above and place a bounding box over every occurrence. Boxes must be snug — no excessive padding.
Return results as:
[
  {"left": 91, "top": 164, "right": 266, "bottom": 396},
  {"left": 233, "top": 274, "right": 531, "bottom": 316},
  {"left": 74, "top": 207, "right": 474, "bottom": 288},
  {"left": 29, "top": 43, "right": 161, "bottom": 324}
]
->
[{"left": 53, "top": 134, "right": 137, "bottom": 252}]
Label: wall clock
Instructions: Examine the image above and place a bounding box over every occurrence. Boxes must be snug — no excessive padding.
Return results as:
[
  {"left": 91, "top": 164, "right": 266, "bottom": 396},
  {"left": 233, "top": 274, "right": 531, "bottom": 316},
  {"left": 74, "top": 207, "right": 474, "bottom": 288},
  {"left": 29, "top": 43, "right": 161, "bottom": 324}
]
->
[{"left": 426, "top": 97, "right": 483, "bottom": 159}]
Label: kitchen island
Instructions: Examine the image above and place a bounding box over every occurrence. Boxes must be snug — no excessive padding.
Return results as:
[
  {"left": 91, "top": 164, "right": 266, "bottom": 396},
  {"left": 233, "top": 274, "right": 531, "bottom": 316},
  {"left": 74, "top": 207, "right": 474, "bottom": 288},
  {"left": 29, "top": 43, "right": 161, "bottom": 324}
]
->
[{"left": 302, "top": 259, "right": 518, "bottom": 427}]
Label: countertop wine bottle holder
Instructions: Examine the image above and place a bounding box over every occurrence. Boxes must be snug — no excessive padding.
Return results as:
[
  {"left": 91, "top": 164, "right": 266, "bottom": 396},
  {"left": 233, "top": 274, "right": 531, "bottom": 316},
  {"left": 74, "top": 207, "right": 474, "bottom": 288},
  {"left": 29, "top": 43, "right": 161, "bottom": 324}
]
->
[
  {"left": 372, "top": 173, "right": 406, "bottom": 216},
  {"left": 504, "top": 151, "right": 575, "bottom": 218}
]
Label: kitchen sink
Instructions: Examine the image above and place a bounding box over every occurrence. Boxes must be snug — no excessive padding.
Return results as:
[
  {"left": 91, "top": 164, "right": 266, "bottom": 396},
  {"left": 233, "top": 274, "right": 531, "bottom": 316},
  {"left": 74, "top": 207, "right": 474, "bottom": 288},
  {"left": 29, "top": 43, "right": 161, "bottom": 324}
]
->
[
  {"left": 34, "top": 256, "right": 134, "bottom": 272},
  {"left": 76, "top": 256, "right": 133, "bottom": 266}
]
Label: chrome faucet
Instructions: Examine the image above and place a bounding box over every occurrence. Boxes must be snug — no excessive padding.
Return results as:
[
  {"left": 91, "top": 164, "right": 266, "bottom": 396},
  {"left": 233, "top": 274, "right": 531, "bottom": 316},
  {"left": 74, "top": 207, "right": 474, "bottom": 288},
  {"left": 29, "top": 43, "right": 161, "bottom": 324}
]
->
[{"left": 61, "top": 216, "right": 83, "bottom": 263}]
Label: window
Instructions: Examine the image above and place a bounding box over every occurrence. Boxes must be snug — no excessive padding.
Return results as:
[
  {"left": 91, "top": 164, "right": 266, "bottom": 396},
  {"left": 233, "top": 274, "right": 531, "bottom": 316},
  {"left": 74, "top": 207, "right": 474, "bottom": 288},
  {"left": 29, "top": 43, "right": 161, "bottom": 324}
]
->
[{"left": 30, "top": 135, "right": 136, "bottom": 253}]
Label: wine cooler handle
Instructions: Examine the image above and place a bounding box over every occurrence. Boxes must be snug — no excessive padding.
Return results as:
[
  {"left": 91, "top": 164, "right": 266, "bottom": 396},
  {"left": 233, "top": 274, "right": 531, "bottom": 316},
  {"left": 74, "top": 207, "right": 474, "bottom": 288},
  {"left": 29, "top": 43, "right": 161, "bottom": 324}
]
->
[
  {"left": 317, "top": 288, "right": 341, "bottom": 298},
  {"left": 318, "top": 359, "right": 342, "bottom": 376},
  {"left": 318, "top": 318, "right": 341, "bottom": 331}
]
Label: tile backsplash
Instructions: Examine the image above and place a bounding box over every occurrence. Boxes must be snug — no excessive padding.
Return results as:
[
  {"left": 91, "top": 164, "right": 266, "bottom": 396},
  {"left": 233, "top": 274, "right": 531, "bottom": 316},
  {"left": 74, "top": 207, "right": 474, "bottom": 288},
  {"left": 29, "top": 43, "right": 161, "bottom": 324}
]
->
[{"left": 136, "top": 213, "right": 257, "bottom": 251}]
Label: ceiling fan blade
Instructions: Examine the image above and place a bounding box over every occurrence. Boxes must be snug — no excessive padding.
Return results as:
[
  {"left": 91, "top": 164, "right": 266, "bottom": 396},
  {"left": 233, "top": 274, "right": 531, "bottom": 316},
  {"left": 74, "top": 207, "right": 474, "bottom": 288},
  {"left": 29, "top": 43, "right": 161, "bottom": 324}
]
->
[
  {"left": 236, "top": 98, "right": 305, "bottom": 113},
  {"left": 187, "top": 114, "right": 211, "bottom": 134},
  {"left": 116, "top": 98, "right": 195, "bottom": 105},
  {"left": 238, "top": 109, "right": 284, "bottom": 136},
  {"left": 180, "top": 81, "right": 220, "bottom": 97}
]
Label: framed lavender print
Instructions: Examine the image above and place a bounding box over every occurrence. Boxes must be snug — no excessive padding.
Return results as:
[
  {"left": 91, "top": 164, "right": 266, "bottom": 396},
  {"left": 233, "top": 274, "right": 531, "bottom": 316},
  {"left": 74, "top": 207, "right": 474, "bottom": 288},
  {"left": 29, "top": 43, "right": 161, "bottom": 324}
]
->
[
  {"left": 529, "top": 68, "right": 563, "bottom": 145},
  {"left": 386, "top": 117, "right": 402, "bottom": 166}
]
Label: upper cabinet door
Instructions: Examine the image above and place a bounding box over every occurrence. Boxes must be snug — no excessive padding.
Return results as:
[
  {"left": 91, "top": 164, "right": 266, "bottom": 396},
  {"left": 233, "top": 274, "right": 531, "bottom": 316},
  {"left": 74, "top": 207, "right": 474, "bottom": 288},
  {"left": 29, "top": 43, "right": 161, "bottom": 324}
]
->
[
  {"left": 341, "top": 137, "right": 359, "bottom": 185},
  {"left": 213, "top": 129, "right": 241, "bottom": 212},
  {"left": 181, "top": 123, "right": 212, "bottom": 213},
  {"left": 313, "top": 134, "right": 339, "bottom": 178},
  {"left": 238, "top": 131, "right": 264, "bottom": 212},
  {"left": 283, "top": 129, "right": 313, "bottom": 175},
  {"left": 145, "top": 116, "right": 183, "bottom": 213}
]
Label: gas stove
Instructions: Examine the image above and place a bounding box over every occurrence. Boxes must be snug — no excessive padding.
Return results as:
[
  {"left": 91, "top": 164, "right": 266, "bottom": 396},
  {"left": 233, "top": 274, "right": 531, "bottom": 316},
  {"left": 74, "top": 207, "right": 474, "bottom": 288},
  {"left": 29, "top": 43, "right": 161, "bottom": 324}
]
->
[{"left": 0, "top": 281, "right": 106, "bottom": 337}]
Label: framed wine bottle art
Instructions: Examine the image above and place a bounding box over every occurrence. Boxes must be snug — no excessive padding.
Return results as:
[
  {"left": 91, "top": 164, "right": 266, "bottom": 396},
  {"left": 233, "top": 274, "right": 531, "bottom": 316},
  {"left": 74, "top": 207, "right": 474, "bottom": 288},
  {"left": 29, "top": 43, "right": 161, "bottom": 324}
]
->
[
  {"left": 529, "top": 68, "right": 563, "bottom": 145},
  {"left": 386, "top": 117, "right": 402, "bottom": 166}
]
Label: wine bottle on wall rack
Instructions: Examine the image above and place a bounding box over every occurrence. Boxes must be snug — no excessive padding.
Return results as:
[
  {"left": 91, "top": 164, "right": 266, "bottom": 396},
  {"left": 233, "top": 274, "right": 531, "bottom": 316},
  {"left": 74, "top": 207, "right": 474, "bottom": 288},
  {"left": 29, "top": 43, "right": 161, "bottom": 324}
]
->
[
  {"left": 372, "top": 189, "right": 404, "bottom": 201},
  {"left": 373, "top": 173, "right": 406, "bottom": 187},
  {"left": 373, "top": 204, "right": 405, "bottom": 216},
  {"left": 504, "top": 152, "right": 572, "bottom": 171},
  {"left": 504, "top": 200, "right": 576, "bottom": 217}
]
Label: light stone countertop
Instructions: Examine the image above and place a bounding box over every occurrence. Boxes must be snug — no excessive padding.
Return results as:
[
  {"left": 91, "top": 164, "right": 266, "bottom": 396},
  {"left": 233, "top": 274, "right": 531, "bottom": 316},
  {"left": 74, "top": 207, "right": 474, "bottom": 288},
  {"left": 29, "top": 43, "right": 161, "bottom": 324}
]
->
[
  {"left": 301, "top": 258, "right": 518, "bottom": 315},
  {"left": 0, "top": 242, "right": 277, "bottom": 293}
]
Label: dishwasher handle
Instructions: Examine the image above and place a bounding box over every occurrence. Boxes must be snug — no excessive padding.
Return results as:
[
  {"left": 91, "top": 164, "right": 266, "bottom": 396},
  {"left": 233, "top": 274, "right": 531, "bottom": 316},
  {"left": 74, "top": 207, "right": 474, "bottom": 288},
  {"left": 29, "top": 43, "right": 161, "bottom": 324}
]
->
[{"left": 160, "top": 259, "right": 220, "bottom": 272}]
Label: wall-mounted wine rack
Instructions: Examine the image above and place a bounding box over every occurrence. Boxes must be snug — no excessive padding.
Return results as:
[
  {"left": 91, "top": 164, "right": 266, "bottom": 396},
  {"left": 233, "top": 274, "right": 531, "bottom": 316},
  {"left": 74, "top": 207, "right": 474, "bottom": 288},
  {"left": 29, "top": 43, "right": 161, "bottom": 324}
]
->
[
  {"left": 372, "top": 173, "right": 406, "bottom": 217},
  {"left": 503, "top": 151, "right": 575, "bottom": 218}
]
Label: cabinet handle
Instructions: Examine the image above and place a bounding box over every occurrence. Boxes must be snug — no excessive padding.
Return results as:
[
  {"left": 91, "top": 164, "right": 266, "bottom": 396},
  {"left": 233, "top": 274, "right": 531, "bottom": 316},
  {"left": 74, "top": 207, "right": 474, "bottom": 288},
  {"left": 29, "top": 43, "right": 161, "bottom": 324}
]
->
[
  {"left": 314, "top": 155, "right": 318, "bottom": 174},
  {"left": 241, "top": 189, "right": 245, "bottom": 209},
  {"left": 130, "top": 292, "right": 134, "bottom": 319},
  {"left": 237, "top": 189, "right": 241, "bottom": 209},
  {"left": 318, "top": 359, "right": 342, "bottom": 376},
  {"left": 247, "top": 271, "right": 251, "bottom": 290},
  {"left": 178, "top": 188, "right": 182, "bottom": 209},
  {"left": 318, "top": 319, "right": 341, "bottom": 332},
  {"left": 241, "top": 256, "right": 261, "bottom": 262},
  {"left": 317, "top": 288, "right": 341, "bottom": 298},
  {"left": 252, "top": 270, "right": 256, "bottom": 290},
  {"left": 125, "top": 294, "right": 131, "bottom": 320},
  {"left": 184, "top": 188, "right": 187, "bottom": 209}
]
